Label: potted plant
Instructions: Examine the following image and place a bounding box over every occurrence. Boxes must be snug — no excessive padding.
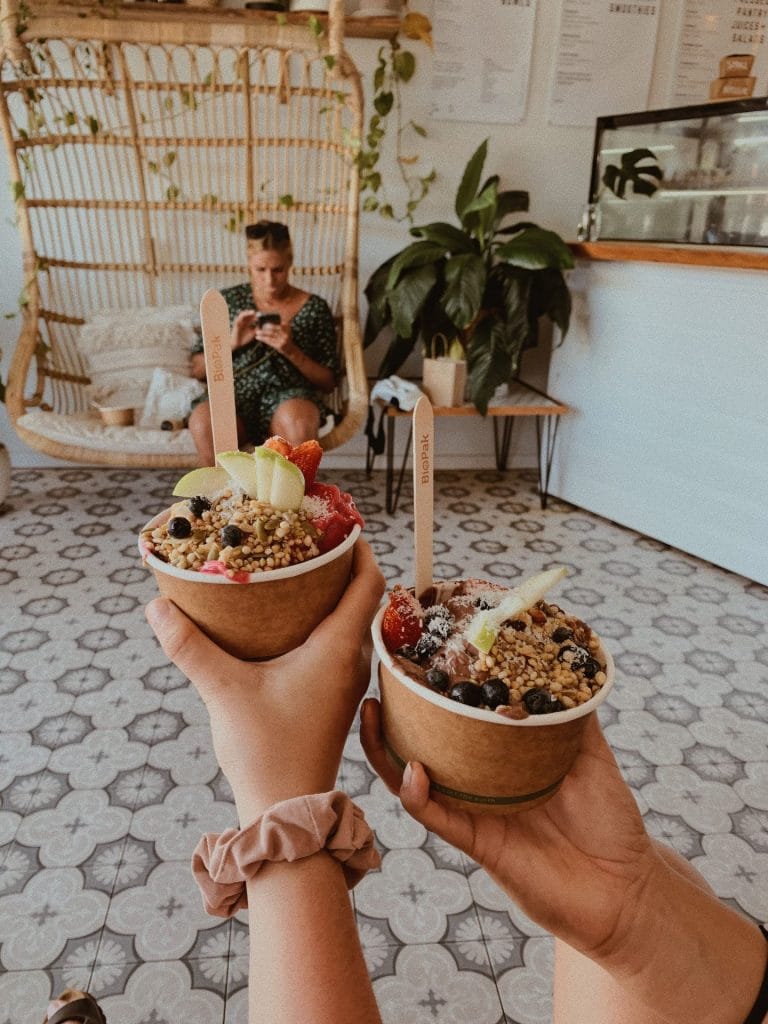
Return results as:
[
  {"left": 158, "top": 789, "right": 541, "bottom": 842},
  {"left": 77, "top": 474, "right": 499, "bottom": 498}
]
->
[{"left": 363, "top": 139, "right": 574, "bottom": 414}]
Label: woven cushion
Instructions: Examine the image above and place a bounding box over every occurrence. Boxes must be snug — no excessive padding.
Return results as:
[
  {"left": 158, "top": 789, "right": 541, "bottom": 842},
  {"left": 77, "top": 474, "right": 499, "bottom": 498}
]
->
[{"left": 77, "top": 305, "right": 198, "bottom": 405}]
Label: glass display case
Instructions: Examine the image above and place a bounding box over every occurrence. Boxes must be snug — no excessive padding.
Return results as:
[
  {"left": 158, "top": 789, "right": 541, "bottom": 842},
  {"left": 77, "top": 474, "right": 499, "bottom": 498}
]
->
[{"left": 580, "top": 98, "right": 768, "bottom": 247}]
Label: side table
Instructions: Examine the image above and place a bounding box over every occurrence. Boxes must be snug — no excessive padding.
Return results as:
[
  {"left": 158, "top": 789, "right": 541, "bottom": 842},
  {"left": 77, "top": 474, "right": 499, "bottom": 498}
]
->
[{"left": 367, "top": 381, "right": 569, "bottom": 514}]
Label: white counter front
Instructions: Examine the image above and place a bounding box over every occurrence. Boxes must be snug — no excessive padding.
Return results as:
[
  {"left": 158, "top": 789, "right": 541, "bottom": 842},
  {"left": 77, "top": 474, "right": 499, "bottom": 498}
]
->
[{"left": 548, "top": 250, "right": 768, "bottom": 586}]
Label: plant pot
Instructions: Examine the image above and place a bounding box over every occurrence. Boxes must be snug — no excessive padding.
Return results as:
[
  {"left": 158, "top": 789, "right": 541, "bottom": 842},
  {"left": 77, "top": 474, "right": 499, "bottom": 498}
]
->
[{"left": 422, "top": 357, "right": 467, "bottom": 408}]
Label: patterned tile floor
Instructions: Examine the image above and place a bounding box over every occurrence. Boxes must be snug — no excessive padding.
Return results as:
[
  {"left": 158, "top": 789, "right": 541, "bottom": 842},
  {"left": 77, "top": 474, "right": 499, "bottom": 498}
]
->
[{"left": 1, "top": 466, "right": 767, "bottom": 1023}]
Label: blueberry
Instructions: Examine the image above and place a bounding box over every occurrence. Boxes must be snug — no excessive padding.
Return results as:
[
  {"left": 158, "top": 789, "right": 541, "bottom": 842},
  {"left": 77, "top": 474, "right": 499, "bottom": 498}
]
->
[
  {"left": 425, "top": 668, "right": 450, "bottom": 692},
  {"left": 509, "top": 619, "right": 527, "bottom": 631},
  {"left": 481, "top": 678, "right": 509, "bottom": 709},
  {"left": 167, "top": 516, "right": 192, "bottom": 539},
  {"left": 188, "top": 496, "right": 211, "bottom": 517},
  {"left": 551, "top": 626, "right": 573, "bottom": 643},
  {"left": 448, "top": 681, "right": 483, "bottom": 707},
  {"left": 475, "top": 598, "right": 492, "bottom": 610},
  {"left": 415, "top": 632, "right": 441, "bottom": 659},
  {"left": 220, "top": 525, "right": 243, "bottom": 548},
  {"left": 557, "top": 644, "right": 591, "bottom": 669},
  {"left": 546, "top": 698, "right": 564, "bottom": 713},
  {"left": 582, "top": 656, "right": 601, "bottom": 679},
  {"left": 523, "top": 688, "right": 555, "bottom": 714}
]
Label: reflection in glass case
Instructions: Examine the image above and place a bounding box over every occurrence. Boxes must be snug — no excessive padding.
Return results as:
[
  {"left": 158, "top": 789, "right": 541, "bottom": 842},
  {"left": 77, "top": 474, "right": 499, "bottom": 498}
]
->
[{"left": 580, "top": 99, "right": 768, "bottom": 247}]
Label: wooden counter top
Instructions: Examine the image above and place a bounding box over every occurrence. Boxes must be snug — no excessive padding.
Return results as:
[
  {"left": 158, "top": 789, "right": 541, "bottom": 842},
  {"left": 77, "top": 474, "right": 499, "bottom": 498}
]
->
[{"left": 569, "top": 241, "right": 768, "bottom": 272}]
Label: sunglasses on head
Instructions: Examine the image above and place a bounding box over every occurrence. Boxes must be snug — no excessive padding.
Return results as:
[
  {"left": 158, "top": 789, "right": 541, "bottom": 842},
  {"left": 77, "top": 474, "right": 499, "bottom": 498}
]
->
[{"left": 245, "top": 221, "right": 290, "bottom": 241}]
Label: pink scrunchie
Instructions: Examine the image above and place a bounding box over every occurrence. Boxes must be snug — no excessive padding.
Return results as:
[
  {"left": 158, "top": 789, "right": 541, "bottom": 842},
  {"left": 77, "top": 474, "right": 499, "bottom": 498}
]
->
[{"left": 191, "top": 790, "right": 381, "bottom": 918}]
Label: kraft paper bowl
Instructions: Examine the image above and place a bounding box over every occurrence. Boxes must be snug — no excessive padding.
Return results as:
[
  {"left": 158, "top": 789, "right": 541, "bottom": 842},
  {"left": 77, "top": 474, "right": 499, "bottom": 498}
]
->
[
  {"left": 140, "top": 512, "right": 360, "bottom": 660},
  {"left": 371, "top": 596, "right": 615, "bottom": 815}
]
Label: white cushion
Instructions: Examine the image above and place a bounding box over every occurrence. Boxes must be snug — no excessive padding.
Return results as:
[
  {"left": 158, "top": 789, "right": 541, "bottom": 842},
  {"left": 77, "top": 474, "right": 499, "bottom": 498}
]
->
[
  {"left": 76, "top": 305, "right": 198, "bottom": 405},
  {"left": 17, "top": 410, "right": 198, "bottom": 456}
]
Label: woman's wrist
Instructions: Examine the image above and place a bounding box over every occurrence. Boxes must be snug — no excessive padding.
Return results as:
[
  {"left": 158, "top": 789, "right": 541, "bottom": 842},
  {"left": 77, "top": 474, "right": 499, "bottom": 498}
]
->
[{"left": 598, "top": 849, "right": 766, "bottom": 1024}]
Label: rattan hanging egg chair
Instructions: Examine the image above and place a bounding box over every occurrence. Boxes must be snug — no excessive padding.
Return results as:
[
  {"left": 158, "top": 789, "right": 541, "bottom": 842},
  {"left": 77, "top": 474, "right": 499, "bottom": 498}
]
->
[{"left": 0, "top": 0, "right": 367, "bottom": 466}]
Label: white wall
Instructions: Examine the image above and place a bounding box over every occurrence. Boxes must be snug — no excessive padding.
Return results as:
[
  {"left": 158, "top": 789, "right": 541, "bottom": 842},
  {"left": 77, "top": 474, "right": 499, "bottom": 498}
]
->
[
  {"left": 0, "top": 1, "right": 723, "bottom": 470},
  {"left": 549, "top": 258, "right": 768, "bottom": 585}
]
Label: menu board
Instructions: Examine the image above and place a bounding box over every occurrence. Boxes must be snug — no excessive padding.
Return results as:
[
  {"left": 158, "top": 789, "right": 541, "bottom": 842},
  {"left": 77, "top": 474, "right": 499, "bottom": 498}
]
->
[
  {"left": 428, "top": 0, "right": 537, "bottom": 125},
  {"left": 548, "top": 0, "right": 661, "bottom": 126},
  {"left": 671, "top": 0, "right": 768, "bottom": 105}
]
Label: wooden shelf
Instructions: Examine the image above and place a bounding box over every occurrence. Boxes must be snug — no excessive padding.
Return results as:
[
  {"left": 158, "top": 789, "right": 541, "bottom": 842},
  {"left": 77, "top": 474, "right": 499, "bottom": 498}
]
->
[
  {"left": 21, "top": 3, "right": 401, "bottom": 41},
  {"left": 570, "top": 241, "right": 768, "bottom": 272}
]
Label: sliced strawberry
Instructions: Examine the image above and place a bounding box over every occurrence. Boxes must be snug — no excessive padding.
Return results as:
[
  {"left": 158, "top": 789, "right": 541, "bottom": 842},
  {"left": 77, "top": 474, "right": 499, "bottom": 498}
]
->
[
  {"left": 263, "top": 435, "right": 293, "bottom": 458},
  {"left": 263, "top": 436, "right": 323, "bottom": 489},
  {"left": 381, "top": 585, "right": 423, "bottom": 652},
  {"left": 289, "top": 440, "right": 323, "bottom": 489}
]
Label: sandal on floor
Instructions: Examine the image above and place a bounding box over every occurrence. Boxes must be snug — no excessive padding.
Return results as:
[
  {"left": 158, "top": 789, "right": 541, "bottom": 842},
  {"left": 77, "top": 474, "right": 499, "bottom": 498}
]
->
[{"left": 47, "top": 994, "right": 107, "bottom": 1024}]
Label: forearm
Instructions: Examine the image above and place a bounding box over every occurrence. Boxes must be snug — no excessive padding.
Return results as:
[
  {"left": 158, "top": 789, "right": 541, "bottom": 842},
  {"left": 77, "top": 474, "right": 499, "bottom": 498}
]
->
[
  {"left": 282, "top": 344, "right": 335, "bottom": 391},
  {"left": 245, "top": 852, "right": 381, "bottom": 1024},
  {"left": 600, "top": 848, "right": 766, "bottom": 1023}
]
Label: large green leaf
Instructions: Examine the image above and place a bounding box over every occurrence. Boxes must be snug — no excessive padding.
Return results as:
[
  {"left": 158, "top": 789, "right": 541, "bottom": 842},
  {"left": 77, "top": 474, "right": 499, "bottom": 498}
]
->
[
  {"left": 466, "top": 319, "right": 510, "bottom": 415},
  {"left": 389, "top": 263, "right": 438, "bottom": 338},
  {"left": 455, "top": 138, "right": 488, "bottom": 221},
  {"left": 494, "top": 189, "right": 529, "bottom": 224},
  {"left": 527, "top": 268, "right": 572, "bottom": 338},
  {"left": 386, "top": 241, "right": 447, "bottom": 289},
  {"left": 496, "top": 270, "right": 532, "bottom": 343},
  {"left": 461, "top": 180, "right": 498, "bottom": 239},
  {"left": 410, "top": 221, "right": 476, "bottom": 253},
  {"left": 442, "top": 253, "right": 486, "bottom": 328},
  {"left": 495, "top": 227, "right": 575, "bottom": 271},
  {"left": 377, "top": 329, "right": 419, "bottom": 378}
]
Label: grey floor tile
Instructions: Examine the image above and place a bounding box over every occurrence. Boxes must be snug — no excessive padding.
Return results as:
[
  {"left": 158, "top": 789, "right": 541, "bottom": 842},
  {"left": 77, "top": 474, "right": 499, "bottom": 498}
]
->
[{"left": 0, "top": 466, "right": 766, "bottom": 1021}]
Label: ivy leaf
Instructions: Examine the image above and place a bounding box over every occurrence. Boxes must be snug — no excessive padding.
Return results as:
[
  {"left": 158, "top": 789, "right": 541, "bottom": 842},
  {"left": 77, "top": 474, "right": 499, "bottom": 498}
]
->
[
  {"left": 64, "top": 110, "right": 76, "bottom": 127},
  {"left": 393, "top": 50, "right": 415, "bottom": 83},
  {"left": 86, "top": 116, "right": 99, "bottom": 135},
  {"left": 163, "top": 96, "right": 174, "bottom": 112},
  {"left": 279, "top": 194, "right": 294, "bottom": 208},
  {"left": 373, "top": 65, "right": 386, "bottom": 91},
  {"left": 374, "top": 91, "right": 394, "bottom": 117},
  {"left": 166, "top": 185, "right": 180, "bottom": 201},
  {"left": 411, "top": 122, "right": 427, "bottom": 138},
  {"left": 147, "top": 161, "right": 159, "bottom": 174},
  {"left": 164, "top": 151, "right": 177, "bottom": 168},
  {"left": 11, "top": 181, "right": 25, "bottom": 202},
  {"left": 308, "top": 15, "right": 323, "bottom": 37},
  {"left": 181, "top": 90, "right": 198, "bottom": 110},
  {"left": 324, "top": 55, "right": 336, "bottom": 71}
]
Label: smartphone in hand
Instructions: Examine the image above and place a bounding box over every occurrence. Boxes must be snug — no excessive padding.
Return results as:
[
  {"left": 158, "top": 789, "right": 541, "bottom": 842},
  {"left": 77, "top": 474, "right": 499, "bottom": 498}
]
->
[
  {"left": 255, "top": 312, "right": 280, "bottom": 328},
  {"left": 240, "top": 313, "right": 281, "bottom": 355}
]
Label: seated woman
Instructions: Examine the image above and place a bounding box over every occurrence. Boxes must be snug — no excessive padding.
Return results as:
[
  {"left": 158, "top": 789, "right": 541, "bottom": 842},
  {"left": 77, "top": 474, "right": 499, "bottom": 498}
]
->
[{"left": 188, "top": 220, "right": 339, "bottom": 466}]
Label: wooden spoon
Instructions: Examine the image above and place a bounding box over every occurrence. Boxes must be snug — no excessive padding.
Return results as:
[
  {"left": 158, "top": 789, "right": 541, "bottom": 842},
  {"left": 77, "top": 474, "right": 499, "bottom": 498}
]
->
[
  {"left": 412, "top": 395, "right": 434, "bottom": 601},
  {"left": 200, "top": 288, "right": 237, "bottom": 461}
]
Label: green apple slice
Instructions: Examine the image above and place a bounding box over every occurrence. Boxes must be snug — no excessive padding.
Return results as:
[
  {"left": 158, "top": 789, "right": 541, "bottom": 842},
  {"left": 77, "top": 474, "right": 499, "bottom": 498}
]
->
[
  {"left": 217, "top": 450, "right": 260, "bottom": 498},
  {"left": 172, "top": 465, "right": 230, "bottom": 498},
  {"left": 466, "top": 567, "right": 568, "bottom": 655},
  {"left": 253, "top": 447, "right": 279, "bottom": 500},
  {"left": 269, "top": 455, "right": 305, "bottom": 511}
]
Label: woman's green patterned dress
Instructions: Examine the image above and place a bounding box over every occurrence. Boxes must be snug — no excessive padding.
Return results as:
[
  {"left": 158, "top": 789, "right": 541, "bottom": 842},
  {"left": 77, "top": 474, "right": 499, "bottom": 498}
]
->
[{"left": 191, "top": 282, "right": 340, "bottom": 442}]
